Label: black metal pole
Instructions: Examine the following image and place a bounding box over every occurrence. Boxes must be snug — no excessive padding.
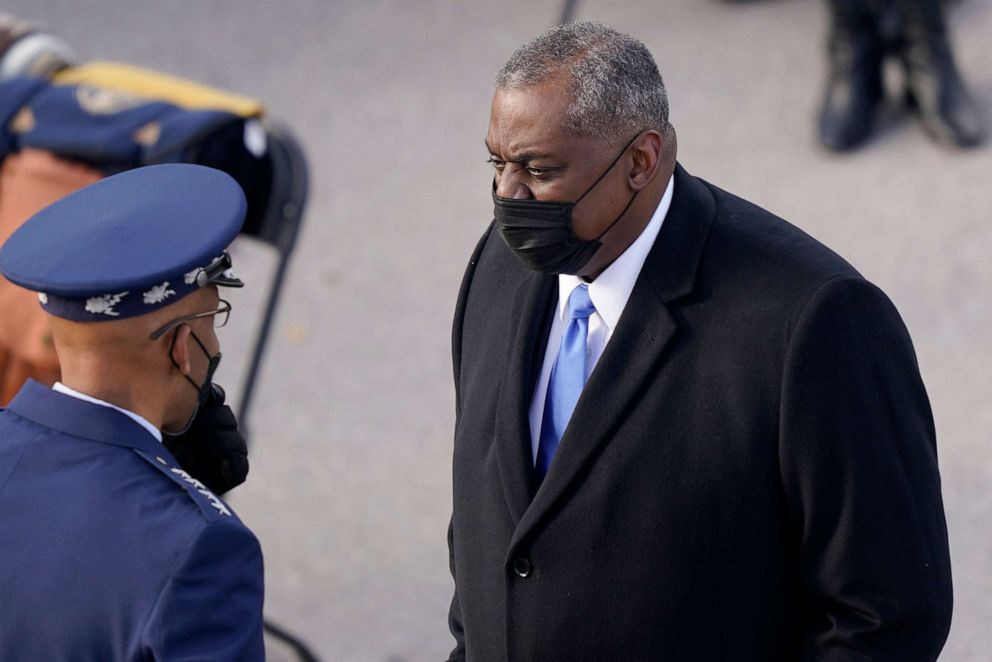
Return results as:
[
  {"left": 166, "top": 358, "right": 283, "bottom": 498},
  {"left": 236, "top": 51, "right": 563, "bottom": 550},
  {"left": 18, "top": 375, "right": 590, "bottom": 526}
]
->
[
  {"left": 559, "top": 0, "right": 581, "bottom": 24},
  {"left": 263, "top": 619, "right": 323, "bottom": 662},
  {"left": 236, "top": 246, "right": 290, "bottom": 443}
]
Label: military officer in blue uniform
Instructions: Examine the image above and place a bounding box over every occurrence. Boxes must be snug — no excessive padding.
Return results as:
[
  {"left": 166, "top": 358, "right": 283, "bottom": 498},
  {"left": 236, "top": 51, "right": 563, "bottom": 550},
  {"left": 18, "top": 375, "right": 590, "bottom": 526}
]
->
[{"left": 0, "top": 164, "right": 265, "bottom": 661}]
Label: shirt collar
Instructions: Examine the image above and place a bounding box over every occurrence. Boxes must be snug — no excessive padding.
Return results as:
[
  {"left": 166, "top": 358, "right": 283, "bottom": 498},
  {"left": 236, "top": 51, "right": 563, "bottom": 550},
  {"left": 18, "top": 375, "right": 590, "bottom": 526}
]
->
[
  {"left": 52, "top": 381, "right": 163, "bottom": 442},
  {"left": 558, "top": 174, "right": 675, "bottom": 330},
  {"left": 7, "top": 380, "right": 167, "bottom": 457}
]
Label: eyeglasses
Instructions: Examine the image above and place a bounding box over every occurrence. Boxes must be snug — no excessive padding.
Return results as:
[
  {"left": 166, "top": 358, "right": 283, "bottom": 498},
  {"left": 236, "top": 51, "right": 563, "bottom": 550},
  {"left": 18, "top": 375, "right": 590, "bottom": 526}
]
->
[{"left": 149, "top": 299, "right": 232, "bottom": 341}]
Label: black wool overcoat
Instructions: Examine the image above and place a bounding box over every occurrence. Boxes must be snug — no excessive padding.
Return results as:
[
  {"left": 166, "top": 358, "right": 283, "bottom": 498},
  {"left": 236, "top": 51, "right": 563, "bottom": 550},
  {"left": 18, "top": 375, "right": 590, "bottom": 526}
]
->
[{"left": 446, "top": 165, "right": 952, "bottom": 662}]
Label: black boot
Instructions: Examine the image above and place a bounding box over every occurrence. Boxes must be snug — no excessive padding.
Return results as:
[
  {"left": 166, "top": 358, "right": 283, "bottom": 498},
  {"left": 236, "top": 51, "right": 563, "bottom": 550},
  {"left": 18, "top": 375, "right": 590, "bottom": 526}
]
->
[
  {"left": 896, "top": 0, "right": 985, "bottom": 147},
  {"left": 819, "top": 0, "right": 886, "bottom": 151}
]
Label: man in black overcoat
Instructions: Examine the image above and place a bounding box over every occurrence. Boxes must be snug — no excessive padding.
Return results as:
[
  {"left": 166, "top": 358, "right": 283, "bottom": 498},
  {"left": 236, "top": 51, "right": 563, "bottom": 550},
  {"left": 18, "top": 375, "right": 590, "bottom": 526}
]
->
[{"left": 446, "top": 20, "right": 952, "bottom": 662}]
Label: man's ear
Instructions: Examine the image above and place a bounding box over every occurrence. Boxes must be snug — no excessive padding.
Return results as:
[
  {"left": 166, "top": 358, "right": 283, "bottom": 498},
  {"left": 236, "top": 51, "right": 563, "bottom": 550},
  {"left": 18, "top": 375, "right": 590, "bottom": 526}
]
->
[
  {"left": 170, "top": 324, "right": 193, "bottom": 376},
  {"left": 629, "top": 130, "right": 662, "bottom": 190}
]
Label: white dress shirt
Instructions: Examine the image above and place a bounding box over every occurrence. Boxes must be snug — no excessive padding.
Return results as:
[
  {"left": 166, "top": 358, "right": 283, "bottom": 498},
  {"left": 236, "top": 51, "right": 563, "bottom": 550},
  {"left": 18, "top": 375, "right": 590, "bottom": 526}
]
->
[
  {"left": 52, "top": 381, "right": 163, "bottom": 442},
  {"left": 528, "top": 175, "right": 675, "bottom": 463}
]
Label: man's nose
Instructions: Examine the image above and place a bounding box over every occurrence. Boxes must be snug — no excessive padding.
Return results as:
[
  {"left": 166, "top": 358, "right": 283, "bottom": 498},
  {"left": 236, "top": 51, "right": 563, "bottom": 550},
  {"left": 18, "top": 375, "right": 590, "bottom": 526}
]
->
[{"left": 495, "top": 169, "right": 532, "bottom": 200}]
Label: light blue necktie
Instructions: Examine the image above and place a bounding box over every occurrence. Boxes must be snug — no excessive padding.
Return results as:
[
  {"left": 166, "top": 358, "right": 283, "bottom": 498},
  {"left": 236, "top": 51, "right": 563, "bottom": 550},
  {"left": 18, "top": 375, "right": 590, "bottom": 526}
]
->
[{"left": 537, "top": 284, "right": 595, "bottom": 477}]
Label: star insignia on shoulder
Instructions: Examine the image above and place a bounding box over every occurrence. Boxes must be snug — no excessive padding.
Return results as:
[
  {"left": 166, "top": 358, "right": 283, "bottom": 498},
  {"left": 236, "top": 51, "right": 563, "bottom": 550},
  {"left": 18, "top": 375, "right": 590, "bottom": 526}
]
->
[{"left": 169, "top": 467, "right": 232, "bottom": 517}]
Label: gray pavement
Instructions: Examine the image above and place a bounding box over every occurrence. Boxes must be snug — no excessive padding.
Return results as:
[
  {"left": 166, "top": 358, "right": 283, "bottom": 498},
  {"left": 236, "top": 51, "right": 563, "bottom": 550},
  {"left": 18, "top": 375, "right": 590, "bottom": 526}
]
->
[{"left": 7, "top": 0, "right": 992, "bottom": 659}]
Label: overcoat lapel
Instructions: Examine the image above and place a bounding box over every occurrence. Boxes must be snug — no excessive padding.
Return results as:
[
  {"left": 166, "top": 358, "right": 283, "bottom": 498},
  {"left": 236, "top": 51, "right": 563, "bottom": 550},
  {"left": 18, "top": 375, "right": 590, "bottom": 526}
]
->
[
  {"left": 508, "top": 165, "right": 716, "bottom": 551},
  {"left": 494, "top": 269, "right": 557, "bottom": 525}
]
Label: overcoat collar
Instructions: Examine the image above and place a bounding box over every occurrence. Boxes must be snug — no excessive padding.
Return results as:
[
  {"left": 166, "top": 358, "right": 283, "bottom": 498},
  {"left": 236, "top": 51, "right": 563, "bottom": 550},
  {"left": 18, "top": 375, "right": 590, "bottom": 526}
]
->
[
  {"left": 494, "top": 163, "right": 716, "bottom": 549},
  {"left": 7, "top": 379, "right": 166, "bottom": 458}
]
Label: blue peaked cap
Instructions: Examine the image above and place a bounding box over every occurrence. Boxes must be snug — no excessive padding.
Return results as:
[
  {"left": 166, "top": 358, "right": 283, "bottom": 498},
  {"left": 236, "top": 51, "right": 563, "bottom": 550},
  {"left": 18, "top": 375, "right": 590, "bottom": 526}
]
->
[{"left": 0, "top": 163, "right": 245, "bottom": 321}]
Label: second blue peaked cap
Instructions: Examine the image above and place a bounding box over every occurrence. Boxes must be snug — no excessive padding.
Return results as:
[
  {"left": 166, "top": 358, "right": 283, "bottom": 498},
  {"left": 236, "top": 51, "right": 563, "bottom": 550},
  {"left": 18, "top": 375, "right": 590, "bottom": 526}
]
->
[{"left": 0, "top": 163, "right": 245, "bottom": 321}]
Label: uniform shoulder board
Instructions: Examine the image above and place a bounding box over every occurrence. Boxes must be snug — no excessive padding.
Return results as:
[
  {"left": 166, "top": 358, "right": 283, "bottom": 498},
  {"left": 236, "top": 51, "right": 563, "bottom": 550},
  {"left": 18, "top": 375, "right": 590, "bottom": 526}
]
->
[{"left": 134, "top": 449, "right": 233, "bottom": 520}]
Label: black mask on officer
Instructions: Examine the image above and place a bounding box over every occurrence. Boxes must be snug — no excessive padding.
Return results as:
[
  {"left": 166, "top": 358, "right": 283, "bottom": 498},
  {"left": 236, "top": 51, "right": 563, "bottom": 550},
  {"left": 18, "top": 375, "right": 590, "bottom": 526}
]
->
[
  {"left": 492, "top": 132, "right": 642, "bottom": 274},
  {"left": 163, "top": 329, "right": 248, "bottom": 495},
  {"left": 170, "top": 329, "right": 222, "bottom": 431}
]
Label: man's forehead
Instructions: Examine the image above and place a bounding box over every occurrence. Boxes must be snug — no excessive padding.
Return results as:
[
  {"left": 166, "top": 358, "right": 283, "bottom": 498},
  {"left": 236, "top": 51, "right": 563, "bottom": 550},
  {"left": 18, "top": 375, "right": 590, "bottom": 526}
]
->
[
  {"left": 487, "top": 84, "right": 582, "bottom": 159},
  {"left": 484, "top": 135, "right": 559, "bottom": 160}
]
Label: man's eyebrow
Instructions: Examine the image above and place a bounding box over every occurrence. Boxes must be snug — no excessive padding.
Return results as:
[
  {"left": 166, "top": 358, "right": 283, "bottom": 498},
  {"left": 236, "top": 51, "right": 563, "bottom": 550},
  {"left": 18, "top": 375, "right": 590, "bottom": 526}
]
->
[{"left": 484, "top": 140, "right": 557, "bottom": 163}]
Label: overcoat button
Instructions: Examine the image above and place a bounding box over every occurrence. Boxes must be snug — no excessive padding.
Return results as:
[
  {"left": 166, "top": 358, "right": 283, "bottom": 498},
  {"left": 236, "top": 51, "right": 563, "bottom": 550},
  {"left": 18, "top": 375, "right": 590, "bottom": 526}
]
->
[{"left": 513, "top": 557, "right": 532, "bottom": 578}]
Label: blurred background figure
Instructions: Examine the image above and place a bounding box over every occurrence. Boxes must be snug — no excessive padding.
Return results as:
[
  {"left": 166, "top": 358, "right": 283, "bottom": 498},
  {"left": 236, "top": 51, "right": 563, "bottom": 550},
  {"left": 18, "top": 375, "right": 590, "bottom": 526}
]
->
[
  {"left": 0, "top": 12, "right": 80, "bottom": 401},
  {"left": 0, "top": 148, "right": 101, "bottom": 402},
  {"left": 819, "top": 0, "right": 985, "bottom": 150},
  {"left": 0, "top": 14, "right": 279, "bottom": 407}
]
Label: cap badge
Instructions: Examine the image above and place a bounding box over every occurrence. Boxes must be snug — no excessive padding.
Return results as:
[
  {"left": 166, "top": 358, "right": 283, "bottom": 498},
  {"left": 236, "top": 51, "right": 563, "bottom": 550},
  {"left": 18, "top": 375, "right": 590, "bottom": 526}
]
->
[{"left": 184, "top": 267, "right": 203, "bottom": 286}]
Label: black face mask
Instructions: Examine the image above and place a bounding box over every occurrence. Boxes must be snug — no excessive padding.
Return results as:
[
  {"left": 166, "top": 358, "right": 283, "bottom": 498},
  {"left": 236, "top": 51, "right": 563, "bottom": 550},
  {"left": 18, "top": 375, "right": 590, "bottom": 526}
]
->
[
  {"left": 163, "top": 330, "right": 249, "bottom": 495},
  {"left": 170, "top": 329, "right": 222, "bottom": 433},
  {"left": 493, "top": 133, "right": 641, "bottom": 274}
]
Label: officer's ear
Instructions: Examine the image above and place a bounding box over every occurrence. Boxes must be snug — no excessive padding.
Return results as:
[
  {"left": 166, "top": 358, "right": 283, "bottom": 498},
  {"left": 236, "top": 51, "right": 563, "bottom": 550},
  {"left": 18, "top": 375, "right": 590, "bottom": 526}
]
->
[{"left": 170, "top": 324, "right": 194, "bottom": 376}]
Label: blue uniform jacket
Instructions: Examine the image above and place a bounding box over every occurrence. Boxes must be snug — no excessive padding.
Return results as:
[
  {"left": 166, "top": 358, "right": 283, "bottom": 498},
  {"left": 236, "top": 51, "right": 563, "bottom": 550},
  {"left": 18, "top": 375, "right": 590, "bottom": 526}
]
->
[{"left": 0, "top": 380, "right": 265, "bottom": 661}]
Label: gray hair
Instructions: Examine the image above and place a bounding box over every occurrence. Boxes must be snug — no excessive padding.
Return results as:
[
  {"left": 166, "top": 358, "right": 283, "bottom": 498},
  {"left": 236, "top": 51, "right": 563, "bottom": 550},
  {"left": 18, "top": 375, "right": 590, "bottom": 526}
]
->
[{"left": 495, "top": 21, "right": 670, "bottom": 142}]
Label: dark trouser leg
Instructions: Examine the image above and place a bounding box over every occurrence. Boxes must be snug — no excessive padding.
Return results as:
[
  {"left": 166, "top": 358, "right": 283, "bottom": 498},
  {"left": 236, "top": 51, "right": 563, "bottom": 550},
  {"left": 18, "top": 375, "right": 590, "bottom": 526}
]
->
[
  {"left": 819, "top": 0, "right": 885, "bottom": 151},
  {"left": 896, "top": 0, "right": 985, "bottom": 147}
]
